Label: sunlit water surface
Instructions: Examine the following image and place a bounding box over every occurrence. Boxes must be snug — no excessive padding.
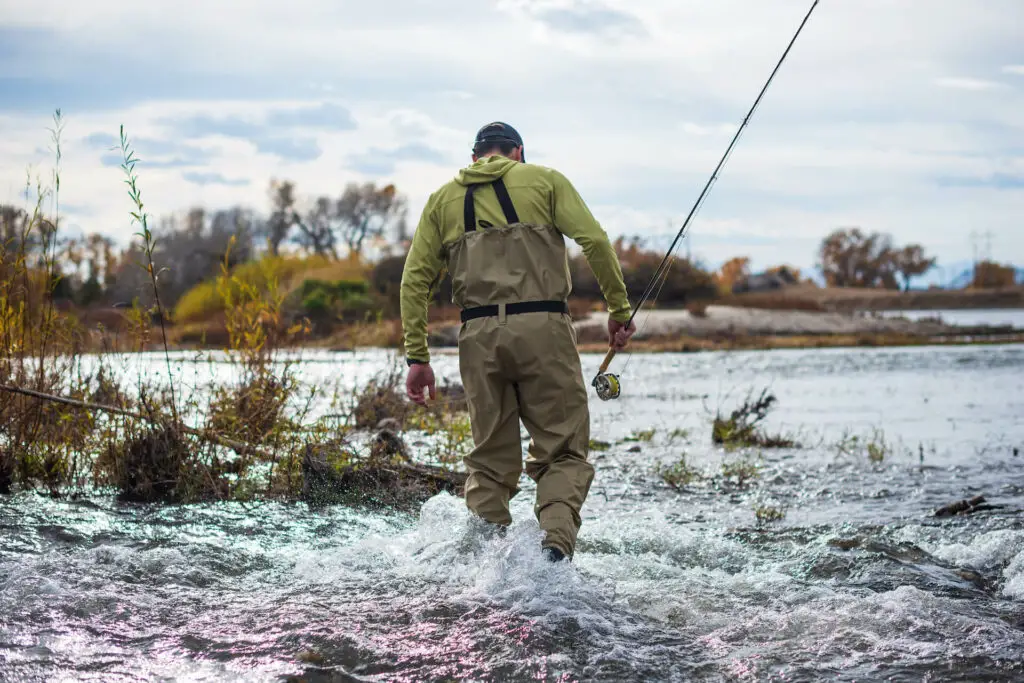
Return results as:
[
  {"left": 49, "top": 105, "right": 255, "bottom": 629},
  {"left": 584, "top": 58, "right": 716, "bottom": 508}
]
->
[{"left": 3, "top": 343, "right": 1024, "bottom": 682}]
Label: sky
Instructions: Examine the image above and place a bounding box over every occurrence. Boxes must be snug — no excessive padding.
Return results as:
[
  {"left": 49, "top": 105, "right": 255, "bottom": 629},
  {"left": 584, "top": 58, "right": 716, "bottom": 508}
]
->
[{"left": 1, "top": 0, "right": 1023, "bottom": 282}]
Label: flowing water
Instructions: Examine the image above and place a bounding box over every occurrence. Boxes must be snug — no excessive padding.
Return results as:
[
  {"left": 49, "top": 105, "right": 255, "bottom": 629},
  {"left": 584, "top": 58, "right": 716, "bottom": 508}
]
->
[{"left": 3, "top": 343, "right": 1024, "bottom": 682}]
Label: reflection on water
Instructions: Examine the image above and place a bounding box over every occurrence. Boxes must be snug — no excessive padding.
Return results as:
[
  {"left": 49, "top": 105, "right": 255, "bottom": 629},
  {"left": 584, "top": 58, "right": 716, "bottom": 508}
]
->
[{"left": 2, "top": 344, "right": 1023, "bottom": 681}]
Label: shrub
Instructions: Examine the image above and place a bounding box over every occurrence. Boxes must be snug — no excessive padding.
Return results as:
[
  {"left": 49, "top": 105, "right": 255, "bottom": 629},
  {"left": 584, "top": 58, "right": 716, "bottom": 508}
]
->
[{"left": 712, "top": 388, "right": 799, "bottom": 450}]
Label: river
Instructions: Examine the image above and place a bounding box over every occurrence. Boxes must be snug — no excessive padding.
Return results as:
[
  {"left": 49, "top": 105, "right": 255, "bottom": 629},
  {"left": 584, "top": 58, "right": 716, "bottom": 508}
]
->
[{"left": 2, "top": 343, "right": 1023, "bottom": 682}]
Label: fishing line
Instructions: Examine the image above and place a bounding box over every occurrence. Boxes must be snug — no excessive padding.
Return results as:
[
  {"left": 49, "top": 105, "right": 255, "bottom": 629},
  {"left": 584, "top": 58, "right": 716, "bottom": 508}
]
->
[{"left": 592, "top": 0, "right": 820, "bottom": 400}]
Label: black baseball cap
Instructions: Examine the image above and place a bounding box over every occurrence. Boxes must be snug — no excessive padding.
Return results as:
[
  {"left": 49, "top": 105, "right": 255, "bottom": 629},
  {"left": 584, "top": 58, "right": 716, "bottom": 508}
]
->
[{"left": 473, "top": 121, "right": 525, "bottom": 160}]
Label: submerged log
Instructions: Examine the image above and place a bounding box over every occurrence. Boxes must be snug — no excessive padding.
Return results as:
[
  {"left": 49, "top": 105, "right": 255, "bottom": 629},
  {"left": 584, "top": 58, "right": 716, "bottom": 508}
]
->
[
  {"left": 301, "top": 434, "right": 466, "bottom": 510},
  {"left": 933, "top": 495, "right": 996, "bottom": 517}
]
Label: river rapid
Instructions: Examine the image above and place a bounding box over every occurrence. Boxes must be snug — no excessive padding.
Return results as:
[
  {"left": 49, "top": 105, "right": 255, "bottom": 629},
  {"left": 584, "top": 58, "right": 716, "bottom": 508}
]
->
[{"left": 2, "top": 343, "right": 1024, "bottom": 682}]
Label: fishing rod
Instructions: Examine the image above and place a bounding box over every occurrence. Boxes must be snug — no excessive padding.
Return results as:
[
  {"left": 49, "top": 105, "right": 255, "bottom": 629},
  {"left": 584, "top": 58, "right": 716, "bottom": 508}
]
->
[{"left": 591, "top": 0, "right": 820, "bottom": 401}]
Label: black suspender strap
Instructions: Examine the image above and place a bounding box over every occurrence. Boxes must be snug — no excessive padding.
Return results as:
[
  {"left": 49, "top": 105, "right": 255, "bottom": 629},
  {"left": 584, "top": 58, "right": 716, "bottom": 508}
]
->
[
  {"left": 491, "top": 178, "right": 520, "bottom": 224},
  {"left": 463, "top": 183, "right": 480, "bottom": 233},
  {"left": 463, "top": 177, "right": 520, "bottom": 233}
]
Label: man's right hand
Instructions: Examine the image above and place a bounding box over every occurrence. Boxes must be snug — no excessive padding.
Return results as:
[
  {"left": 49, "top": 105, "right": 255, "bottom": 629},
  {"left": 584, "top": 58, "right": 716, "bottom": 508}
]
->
[
  {"left": 607, "top": 318, "right": 637, "bottom": 350},
  {"left": 406, "top": 363, "right": 436, "bottom": 406}
]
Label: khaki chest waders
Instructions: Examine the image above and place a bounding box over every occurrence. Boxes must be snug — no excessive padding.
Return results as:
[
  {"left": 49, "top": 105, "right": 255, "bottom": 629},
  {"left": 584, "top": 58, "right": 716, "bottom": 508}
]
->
[{"left": 451, "top": 176, "right": 594, "bottom": 560}]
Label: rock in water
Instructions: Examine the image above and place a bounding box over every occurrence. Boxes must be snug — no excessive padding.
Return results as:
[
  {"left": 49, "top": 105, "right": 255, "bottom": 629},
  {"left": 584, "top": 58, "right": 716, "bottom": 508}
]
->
[{"left": 934, "top": 495, "right": 987, "bottom": 517}]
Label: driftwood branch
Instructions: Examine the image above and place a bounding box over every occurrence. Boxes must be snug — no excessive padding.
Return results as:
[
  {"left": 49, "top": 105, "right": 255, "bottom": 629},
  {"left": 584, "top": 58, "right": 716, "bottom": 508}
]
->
[{"left": 0, "top": 382, "right": 262, "bottom": 457}]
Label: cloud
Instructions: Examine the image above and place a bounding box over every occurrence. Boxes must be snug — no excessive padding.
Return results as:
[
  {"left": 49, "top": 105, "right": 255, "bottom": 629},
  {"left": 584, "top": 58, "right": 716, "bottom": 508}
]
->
[
  {"left": 83, "top": 132, "right": 119, "bottom": 150},
  {"left": 530, "top": 1, "right": 646, "bottom": 37},
  {"left": 933, "top": 77, "right": 1003, "bottom": 90},
  {"left": 265, "top": 102, "right": 356, "bottom": 130},
  {"left": 680, "top": 122, "right": 735, "bottom": 136},
  {"left": 159, "top": 105, "right": 351, "bottom": 161},
  {"left": 168, "top": 114, "right": 264, "bottom": 140},
  {"left": 99, "top": 154, "right": 211, "bottom": 169},
  {"left": 251, "top": 136, "right": 322, "bottom": 162},
  {"left": 87, "top": 130, "right": 217, "bottom": 169},
  {"left": 182, "top": 171, "right": 250, "bottom": 187},
  {"left": 936, "top": 173, "right": 1024, "bottom": 190},
  {"left": 60, "top": 203, "right": 96, "bottom": 216},
  {"left": 348, "top": 143, "right": 450, "bottom": 176},
  {"left": 1002, "top": 65, "right": 1024, "bottom": 75}
]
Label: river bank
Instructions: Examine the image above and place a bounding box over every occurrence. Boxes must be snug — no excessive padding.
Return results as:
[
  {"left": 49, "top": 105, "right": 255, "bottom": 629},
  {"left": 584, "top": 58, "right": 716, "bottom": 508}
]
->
[{"left": 422, "top": 305, "right": 1024, "bottom": 354}]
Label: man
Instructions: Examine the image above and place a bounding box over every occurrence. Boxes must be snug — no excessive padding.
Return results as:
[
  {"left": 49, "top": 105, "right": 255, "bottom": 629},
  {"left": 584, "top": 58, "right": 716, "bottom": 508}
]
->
[{"left": 400, "top": 121, "right": 636, "bottom": 563}]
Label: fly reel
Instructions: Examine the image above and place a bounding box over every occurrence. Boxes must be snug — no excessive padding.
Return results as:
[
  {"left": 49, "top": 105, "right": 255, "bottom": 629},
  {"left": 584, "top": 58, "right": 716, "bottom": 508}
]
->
[
  {"left": 591, "top": 348, "right": 622, "bottom": 401},
  {"left": 592, "top": 372, "right": 621, "bottom": 401}
]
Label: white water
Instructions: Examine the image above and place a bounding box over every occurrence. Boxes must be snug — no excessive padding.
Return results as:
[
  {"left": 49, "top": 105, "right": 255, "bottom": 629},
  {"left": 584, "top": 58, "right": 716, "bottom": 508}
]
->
[{"left": 2, "top": 343, "right": 1024, "bottom": 681}]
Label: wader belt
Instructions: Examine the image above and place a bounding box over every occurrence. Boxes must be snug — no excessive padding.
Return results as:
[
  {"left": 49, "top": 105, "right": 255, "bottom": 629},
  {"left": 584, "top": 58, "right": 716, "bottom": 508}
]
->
[
  {"left": 460, "top": 177, "right": 565, "bottom": 323},
  {"left": 461, "top": 300, "right": 569, "bottom": 323}
]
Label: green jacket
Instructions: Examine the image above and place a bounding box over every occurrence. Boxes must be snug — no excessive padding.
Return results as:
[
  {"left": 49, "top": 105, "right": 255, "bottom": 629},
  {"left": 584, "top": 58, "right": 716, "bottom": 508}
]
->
[{"left": 400, "top": 155, "right": 632, "bottom": 363}]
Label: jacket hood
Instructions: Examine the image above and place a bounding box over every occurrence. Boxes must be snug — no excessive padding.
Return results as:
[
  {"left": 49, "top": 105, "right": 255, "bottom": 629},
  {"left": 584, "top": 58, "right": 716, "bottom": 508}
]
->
[{"left": 455, "top": 155, "right": 519, "bottom": 186}]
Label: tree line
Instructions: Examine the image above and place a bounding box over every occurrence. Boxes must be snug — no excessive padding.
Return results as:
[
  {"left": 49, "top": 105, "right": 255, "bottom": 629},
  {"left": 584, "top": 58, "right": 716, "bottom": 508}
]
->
[{"left": 2, "top": 183, "right": 1017, "bottom": 328}]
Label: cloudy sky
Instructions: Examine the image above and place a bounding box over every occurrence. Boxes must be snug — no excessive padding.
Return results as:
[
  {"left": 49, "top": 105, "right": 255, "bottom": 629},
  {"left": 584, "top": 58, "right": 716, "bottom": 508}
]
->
[{"left": 1, "top": 0, "right": 1022, "bottom": 282}]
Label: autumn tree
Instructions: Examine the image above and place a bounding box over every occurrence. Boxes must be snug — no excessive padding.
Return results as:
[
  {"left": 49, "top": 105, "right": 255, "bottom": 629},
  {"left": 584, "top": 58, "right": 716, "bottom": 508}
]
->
[
  {"left": 576, "top": 234, "right": 715, "bottom": 304},
  {"left": 971, "top": 261, "right": 1016, "bottom": 289},
  {"left": 714, "top": 256, "right": 751, "bottom": 292},
  {"left": 818, "top": 227, "right": 932, "bottom": 290}
]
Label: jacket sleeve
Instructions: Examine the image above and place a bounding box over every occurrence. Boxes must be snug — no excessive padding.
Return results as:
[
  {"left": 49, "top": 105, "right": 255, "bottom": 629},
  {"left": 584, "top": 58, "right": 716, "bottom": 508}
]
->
[
  {"left": 400, "top": 196, "right": 445, "bottom": 363},
  {"left": 549, "top": 169, "right": 633, "bottom": 322}
]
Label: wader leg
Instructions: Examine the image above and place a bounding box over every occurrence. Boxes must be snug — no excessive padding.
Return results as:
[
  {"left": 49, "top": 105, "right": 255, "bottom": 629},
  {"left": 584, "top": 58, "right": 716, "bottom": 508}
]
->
[
  {"left": 515, "top": 314, "right": 594, "bottom": 559},
  {"left": 460, "top": 325, "right": 523, "bottom": 527}
]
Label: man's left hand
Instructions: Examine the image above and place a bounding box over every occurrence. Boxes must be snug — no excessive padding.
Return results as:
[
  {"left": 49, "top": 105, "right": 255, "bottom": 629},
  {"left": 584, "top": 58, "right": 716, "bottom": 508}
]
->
[{"left": 406, "top": 363, "right": 436, "bottom": 406}]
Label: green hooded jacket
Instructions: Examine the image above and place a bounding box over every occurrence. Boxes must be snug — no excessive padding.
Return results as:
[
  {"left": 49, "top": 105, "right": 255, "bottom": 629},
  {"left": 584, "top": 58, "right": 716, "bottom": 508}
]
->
[{"left": 399, "top": 155, "right": 632, "bottom": 363}]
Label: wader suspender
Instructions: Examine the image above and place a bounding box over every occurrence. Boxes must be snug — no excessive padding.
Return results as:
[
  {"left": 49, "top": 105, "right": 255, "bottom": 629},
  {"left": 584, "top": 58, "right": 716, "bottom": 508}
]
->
[
  {"left": 463, "top": 177, "right": 518, "bottom": 233},
  {"left": 460, "top": 177, "right": 569, "bottom": 323}
]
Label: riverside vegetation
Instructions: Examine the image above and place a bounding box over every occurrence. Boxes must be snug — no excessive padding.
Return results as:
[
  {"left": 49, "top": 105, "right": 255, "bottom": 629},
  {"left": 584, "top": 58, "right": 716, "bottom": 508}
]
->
[
  {"left": 0, "top": 114, "right": 1013, "bottom": 518},
  {"left": 0, "top": 116, "right": 474, "bottom": 507}
]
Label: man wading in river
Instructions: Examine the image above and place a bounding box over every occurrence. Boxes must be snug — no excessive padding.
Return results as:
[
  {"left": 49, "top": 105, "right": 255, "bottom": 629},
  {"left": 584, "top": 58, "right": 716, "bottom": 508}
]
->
[{"left": 400, "top": 122, "right": 636, "bottom": 563}]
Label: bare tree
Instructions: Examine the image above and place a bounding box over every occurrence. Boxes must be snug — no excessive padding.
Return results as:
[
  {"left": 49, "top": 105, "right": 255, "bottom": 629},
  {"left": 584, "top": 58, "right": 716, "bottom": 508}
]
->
[
  {"left": 108, "top": 206, "right": 259, "bottom": 308},
  {"left": 264, "top": 180, "right": 298, "bottom": 256},
  {"left": 293, "top": 196, "right": 339, "bottom": 258},
  {"left": 289, "top": 182, "right": 407, "bottom": 258}
]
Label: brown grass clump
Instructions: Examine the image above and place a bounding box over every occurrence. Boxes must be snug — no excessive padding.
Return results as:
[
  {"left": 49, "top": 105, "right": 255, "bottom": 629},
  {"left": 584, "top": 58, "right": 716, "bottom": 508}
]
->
[
  {"left": 352, "top": 379, "right": 411, "bottom": 430},
  {"left": 100, "top": 426, "right": 194, "bottom": 502},
  {"left": 207, "top": 372, "right": 292, "bottom": 445},
  {"left": 712, "top": 388, "right": 798, "bottom": 450}
]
